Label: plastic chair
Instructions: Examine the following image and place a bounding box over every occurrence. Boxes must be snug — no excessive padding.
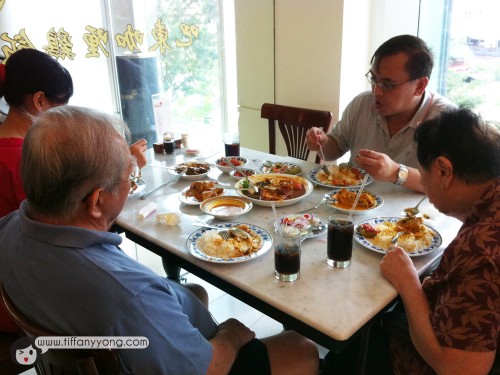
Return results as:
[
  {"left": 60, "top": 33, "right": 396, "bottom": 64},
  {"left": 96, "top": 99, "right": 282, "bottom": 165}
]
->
[
  {"left": 1, "top": 284, "right": 119, "bottom": 375},
  {"left": 260, "top": 103, "right": 333, "bottom": 163}
]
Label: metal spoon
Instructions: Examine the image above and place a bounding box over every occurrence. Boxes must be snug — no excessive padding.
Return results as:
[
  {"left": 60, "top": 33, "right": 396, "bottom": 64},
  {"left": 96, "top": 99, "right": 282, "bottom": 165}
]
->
[{"left": 404, "top": 196, "right": 427, "bottom": 217}]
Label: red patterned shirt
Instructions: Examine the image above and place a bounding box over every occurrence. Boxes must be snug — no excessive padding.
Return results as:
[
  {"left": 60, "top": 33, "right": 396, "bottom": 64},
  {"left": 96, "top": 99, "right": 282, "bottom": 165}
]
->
[{"left": 391, "top": 178, "right": 500, "bottom": 374}]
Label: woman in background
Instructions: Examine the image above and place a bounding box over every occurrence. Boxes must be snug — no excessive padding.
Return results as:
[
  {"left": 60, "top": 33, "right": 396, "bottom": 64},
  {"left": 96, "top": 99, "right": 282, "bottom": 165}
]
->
[{"left": 0, "top": 48, "right": 74, "bottom": 219}]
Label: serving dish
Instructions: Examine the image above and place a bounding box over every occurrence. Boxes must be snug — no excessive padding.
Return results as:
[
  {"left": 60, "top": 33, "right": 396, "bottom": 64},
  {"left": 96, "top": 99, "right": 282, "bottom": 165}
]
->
[
  {"left": 326, "top": 188, "right": 383, "bottom": 214},
  {"left": 354, "top": 217, "right": 442, "bottom": 257},
  {"left": 169, "top": 162, "right": 212, "bottom": 180},
  {"left": 215, "top": 156, "right": 248, "bottom": 174},
  {"left": 200, "top": 196, "right": 253, "bottom": 220},
  {"left": 186, "top": 223, "right": 272, "bottom": 263},
  {"left": 258, "top": 161, "right": 302, "bottom": 175},
  {"left": 308, "top": 165, "right": 373, "bottom": 189},
  {"left": 234, "top": 173, "right": 314, "bottom": 207}
]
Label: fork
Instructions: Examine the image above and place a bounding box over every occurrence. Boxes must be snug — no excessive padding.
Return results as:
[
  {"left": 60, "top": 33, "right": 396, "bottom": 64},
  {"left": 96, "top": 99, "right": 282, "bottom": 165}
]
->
[
  {"left": 318, "top": 143, "right": 330, "bottom": 176},
  {"left": 296, "top": 195, "right": 332, "bottom": 214}
]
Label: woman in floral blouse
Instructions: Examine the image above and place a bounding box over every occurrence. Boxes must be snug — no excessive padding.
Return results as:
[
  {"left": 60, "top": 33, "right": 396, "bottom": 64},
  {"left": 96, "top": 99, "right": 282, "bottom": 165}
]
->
[{"left": 381, "top": 106, "right": 499, "bottom": 374}]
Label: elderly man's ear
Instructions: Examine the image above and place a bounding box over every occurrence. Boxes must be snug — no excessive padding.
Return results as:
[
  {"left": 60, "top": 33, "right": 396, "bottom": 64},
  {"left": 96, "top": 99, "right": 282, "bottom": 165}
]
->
[{"left": 84, "top": 188, "right": 105, "bottom": 219}]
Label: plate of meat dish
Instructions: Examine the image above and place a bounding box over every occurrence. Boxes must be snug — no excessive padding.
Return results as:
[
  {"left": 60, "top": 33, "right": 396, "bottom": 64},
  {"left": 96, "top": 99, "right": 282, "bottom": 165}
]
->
[
  {"left": 169, "top": 162, "right": 213, "bottom": 180},
  {"left": 308, "top": 163, "right": 373, "bottom": 188},
  {"left": 179, "top": 181, "right": 224, "bottom": 205},
  {"left": 235, "top": 173, "right": 313, "bottom": 207}
]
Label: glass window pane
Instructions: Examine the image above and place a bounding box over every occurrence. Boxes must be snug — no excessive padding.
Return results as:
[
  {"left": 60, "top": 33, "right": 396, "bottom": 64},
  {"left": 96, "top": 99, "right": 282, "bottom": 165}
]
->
[{"left": 420, "top": 0, "right": 500, "bottom": 122}]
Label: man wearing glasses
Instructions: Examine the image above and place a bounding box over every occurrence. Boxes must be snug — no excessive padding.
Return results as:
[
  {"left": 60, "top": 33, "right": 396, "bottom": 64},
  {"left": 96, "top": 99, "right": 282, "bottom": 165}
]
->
[{"left": 306, "top": 34, "right": 455, "bottom": 192}]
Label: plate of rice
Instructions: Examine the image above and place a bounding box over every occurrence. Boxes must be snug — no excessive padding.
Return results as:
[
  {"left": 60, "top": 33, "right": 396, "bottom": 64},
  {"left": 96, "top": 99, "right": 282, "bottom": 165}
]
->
[
  {"left": 186, "top": 223, "right": 272, "bottom": 263},
  {"left": 354, "top": 217, "right": 442, "bottom": 257}
]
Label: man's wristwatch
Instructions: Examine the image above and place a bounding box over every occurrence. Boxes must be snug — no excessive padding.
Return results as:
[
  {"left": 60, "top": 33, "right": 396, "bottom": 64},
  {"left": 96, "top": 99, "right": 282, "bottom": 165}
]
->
[{"left": 394, "top": 164, "right": 408, "bottom": 185}]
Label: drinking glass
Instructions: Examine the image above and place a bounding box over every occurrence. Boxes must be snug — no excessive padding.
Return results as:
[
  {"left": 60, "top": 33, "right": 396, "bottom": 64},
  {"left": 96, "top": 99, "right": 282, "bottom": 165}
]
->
[
  {"left": 224, "top": 132, "right": 240, "bottom": 156},
  {"left": 274, "top": 227, "right": 301, "bottom": 281},
  {"left": 327, "top": 214, "right": 354, "bottom": 268}
]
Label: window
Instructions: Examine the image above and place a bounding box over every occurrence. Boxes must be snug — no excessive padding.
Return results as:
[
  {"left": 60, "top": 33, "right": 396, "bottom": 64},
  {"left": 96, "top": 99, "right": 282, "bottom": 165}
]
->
[
  {"left": 420, "top": 0, "right": 500, "bottom": 123},
  {"left": 0, "top": 0, "right": 236, "bottom": 149}
]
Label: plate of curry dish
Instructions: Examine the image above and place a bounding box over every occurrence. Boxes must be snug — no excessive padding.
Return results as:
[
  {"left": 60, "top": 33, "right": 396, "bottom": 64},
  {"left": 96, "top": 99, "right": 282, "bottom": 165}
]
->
[
  {"left": 235, "top": 173, "right": 313, "bottom": 207},
  {"left": 308, "top": 163, "right": 373, "bottom": 188},
  {"left": 327, "top": 188, "right": 383, "bottom": 214}
]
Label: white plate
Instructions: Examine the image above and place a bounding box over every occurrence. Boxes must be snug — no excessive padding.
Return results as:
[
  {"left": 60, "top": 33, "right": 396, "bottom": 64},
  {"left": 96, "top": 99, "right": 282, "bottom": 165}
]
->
[
  {"left": 307, "top": 166, "right": 373, "bottom": 189},
  {"left": 178, "top": 185, "right": 225, "bottom": 206},
  {"left": 169, "top": 162, "right": 212, "bottom": 180},
  {"left": 354, "top": 217, "right": 442, "bottom": 257},
  {"left": 275, "top": 213, "right": 328, "bottom": 240},
  {"left": 128, "top": 180, "right": 146, "bottom": 198},
  {"left": 200, "top": 196, "right": 253, "bottom": 220},
  {"left": 235, "top": 173, "right": 314, "bottom": 207},
  {"left": 186, "top": 223, "right": 272, "bottom": 263},
  {"left": 326, "top": 189, "right": 384, "bottom": 214},
  {"left": 259, "top": 162, "right": 302, "bottom": 175}
]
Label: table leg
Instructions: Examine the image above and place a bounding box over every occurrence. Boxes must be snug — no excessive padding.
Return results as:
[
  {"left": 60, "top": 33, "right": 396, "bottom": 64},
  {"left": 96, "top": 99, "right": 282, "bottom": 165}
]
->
[
  {"left": 357, "top": 324, "right": 372, "bottom": 375},
  {"left": 162, "top": 258, "right": 181, "bottom": 281}
]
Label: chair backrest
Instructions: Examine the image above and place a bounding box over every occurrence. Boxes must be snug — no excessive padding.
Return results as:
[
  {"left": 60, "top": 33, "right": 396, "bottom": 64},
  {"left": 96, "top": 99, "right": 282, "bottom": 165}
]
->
[
  {"left": 1, "top": 284, "right": 119, "bottom": 375},
  {"left": 261, "top": 103, "right": 333, "bottom": 163}
]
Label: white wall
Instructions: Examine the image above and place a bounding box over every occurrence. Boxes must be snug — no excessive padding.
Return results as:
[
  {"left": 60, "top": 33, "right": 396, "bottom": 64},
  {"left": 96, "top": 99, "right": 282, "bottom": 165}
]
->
[{"left": 235, "top": 0, "right": 421, "bottom": 158}]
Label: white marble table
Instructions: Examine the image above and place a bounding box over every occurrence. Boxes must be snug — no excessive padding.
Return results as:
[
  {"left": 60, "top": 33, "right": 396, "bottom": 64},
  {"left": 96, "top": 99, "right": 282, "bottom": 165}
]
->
[{"left": 116, "top": 147, "right": 462, "bottom": 352}]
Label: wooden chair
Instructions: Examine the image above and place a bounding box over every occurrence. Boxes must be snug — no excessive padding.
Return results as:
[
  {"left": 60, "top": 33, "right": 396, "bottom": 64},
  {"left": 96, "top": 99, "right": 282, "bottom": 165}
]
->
[
  {"left": 260, "top": 103, "right": 333, "bottom": 163},
  {"left": 1, "top": 284, "right": 119, "bottom": 375}
]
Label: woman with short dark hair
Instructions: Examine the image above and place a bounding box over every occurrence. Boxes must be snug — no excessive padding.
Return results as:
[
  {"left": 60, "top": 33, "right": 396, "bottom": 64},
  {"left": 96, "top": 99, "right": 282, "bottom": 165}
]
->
[{"left": 0, "top": 49, "right": 73, "bottom": 219}]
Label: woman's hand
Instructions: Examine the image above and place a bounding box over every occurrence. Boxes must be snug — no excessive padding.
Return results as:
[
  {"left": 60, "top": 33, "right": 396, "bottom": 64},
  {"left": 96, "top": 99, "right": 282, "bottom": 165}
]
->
[
  {"left": 380, "top": 245, "right": 419, "bottom": 292},
  {"left": 130, "top": 139, "right": 147, "bottom": 169}
]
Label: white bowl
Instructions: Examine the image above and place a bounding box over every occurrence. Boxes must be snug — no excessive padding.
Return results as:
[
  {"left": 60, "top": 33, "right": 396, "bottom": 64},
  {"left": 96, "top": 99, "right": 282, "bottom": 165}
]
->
[
  {"left": 229, "top": 168, "right": 256, "bottom": 180},
  {"left": 234, "top": 173, "right": 313, "bottom": 207},
  {"left": 215, "top": 156, "right": 248, "bottom": 174},
  {"left": 200, "top": 196, "right": 253, "bottom": 220}
]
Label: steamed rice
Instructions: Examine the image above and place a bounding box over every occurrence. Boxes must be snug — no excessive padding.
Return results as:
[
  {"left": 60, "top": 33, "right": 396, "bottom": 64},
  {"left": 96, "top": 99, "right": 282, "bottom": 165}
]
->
[
  {"left": 197, "top": 231, "right": 239, "bottom": 258},
  {"left": 196, "top": 226, "right": 263, "bottom": 259},
  {"left": 367, "top": 221, "right": 433, "bottom": 252}
]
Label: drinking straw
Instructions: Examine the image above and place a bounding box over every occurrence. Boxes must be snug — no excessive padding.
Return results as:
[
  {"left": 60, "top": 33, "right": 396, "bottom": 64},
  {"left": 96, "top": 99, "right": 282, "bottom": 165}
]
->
[
  {"left": 271, "top": 202, "right": 283, "bottom": 236},
  {"left": 348, "top": 174, "right": 370, "bottom": 220}
]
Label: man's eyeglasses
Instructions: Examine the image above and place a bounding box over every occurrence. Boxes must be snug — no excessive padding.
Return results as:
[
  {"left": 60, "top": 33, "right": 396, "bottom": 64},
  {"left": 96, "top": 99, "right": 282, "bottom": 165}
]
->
[
  {"left": 365, "top": 71, "right": 414, "bottom": 91},
  {"left": 81, "top": 174, "right": 141, "bottom": 202}
]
